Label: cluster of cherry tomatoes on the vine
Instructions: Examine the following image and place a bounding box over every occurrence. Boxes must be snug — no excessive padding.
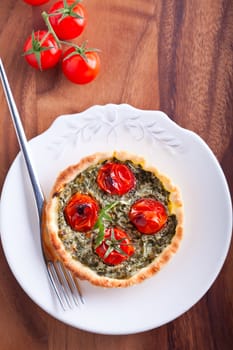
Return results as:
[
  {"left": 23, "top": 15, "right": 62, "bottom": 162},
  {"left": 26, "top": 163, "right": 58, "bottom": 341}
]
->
[{"left": 23, "top": 0, "right": 100, "bottom": 84}]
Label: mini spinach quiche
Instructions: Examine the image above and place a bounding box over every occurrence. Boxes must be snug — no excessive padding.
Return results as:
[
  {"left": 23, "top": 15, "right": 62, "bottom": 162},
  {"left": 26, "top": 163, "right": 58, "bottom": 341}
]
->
[{"left": 44, "top": 151, "right": 183, "bottom": 288}]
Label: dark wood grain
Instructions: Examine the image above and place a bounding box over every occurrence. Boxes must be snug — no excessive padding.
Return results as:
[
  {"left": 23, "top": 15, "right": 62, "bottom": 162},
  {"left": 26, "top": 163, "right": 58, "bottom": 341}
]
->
[{"left": 0, "top": 1, "right": 232, "bottom": 349}]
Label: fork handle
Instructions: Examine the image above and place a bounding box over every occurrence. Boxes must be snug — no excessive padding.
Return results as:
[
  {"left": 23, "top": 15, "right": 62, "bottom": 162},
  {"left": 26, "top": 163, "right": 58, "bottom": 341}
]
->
[{"left": 0, "top": 58, "right": 44, "bottom": 218}]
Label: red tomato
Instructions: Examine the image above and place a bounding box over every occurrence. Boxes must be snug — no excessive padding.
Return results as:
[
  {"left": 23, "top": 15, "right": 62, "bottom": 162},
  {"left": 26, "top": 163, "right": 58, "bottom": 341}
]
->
[
  {"left": 97, "top": 162, "right": 136, "bottom": 195},
  {"left": 95, "top": 227, "right": 135, "bottom": 265},
  {"left": 23, "top": 30, "right": 62, "bottom": 70},
  {"left": 64, "top": 193, "right": 99, "bottom": 232},
  {"left": 23, "top": 0, "right": 50, "bottom": 5},
  {"left": 62, "top": 46, "right": 100, "bottom": 84},
  {"left": 129, "top": 198, "right": 168, "bottom": 234},
  {"left": 48, "top": 0, "right": 87, "bottom": 40}
]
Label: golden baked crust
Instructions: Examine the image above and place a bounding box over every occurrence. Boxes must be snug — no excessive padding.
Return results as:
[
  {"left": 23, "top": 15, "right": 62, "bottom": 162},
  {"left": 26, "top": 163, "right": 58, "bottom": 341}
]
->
[{"left": 44, "top": 151, "right": 183, "bottom": 288}]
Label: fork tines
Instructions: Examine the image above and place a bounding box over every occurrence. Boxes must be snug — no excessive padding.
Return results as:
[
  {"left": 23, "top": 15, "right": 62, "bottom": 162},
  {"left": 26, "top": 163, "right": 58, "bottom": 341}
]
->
[{"left": 47, "top": 260, "right": 85, "bottom": 310}]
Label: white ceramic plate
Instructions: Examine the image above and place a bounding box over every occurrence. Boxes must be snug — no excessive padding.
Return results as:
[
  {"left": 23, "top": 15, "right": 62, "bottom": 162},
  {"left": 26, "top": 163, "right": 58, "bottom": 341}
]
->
[{"left": 0, "top": 104, "right": 232, "bottom": 334}]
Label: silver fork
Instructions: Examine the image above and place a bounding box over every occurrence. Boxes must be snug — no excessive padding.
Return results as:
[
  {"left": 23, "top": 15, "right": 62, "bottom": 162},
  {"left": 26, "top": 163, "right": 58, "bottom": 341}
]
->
[{"left": 0, "top": 58, "right": 85, "bottom": 310}]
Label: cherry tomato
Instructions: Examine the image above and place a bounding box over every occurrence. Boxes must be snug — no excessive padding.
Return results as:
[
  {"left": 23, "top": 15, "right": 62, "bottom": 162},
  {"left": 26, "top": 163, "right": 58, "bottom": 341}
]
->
[
  {"left": 62, "top": 46, "right": 100, "bottom": 84},
  {"left": 95, "top": 227, "right": 135, "bottom": 265},
  {"left": 129, "top": 198, "right": 168, "bottom": 234},
  {"left": 97, "top": 162, "right": 136, "bottom": 195},
  {"left": 23, "top": 0, "right": 50, "bottom": 5},
  {"left": 23, "top": 30, "right": 62, "bottom": 70},
  {"left": 48, "top": 0, "right": 87, "bottom": 40},
  {"left": 64, "top": 193, "right": 99, "bottom": 232}
]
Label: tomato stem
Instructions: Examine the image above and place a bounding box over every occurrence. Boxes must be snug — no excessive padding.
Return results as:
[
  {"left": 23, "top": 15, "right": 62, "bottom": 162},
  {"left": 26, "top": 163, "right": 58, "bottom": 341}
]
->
[
  {"left": 39, "top": 30, "right": 50, "bottom": 46},
  {"left": 42, "top": 11, "right": 62, "bottom": 48}
]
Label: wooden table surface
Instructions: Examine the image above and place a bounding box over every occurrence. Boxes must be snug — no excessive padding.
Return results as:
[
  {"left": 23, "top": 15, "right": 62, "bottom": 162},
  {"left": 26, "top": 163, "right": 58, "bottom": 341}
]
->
[{"left": 0, "top": 0, "right": 233, "bottom": 349}]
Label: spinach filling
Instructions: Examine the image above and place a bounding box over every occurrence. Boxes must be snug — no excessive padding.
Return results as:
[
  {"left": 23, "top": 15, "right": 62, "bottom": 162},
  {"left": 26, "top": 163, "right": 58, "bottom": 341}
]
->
[{"left": 57, "top": 159, "right": 177, "bottom": 279}]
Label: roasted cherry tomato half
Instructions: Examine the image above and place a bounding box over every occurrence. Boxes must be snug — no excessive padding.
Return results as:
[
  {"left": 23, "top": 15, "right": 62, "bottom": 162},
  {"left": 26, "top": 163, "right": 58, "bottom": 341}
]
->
[
  {"left": 129, "top": 198, "right": 168, "bottom": 234},
  {"left": 64, "top": 193, "right": 99, "bottom": 232},
  {"left": 48, "top": 0, "right": 87, "bottom": 40},
  {"left": 23, "top": 30, "right": 62, "bottom": 70},
  {"left": 95, "top": 227, "right": 135, "bottom": 265},
  {"left": 23, "top": 0, "right": 49, "bottom": 5},
  {"left": 62, "top": 46, "right": 100, "bottom": 84},
  {"left": 97, "top": 162, "right": 136, "bottom": 195}
]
